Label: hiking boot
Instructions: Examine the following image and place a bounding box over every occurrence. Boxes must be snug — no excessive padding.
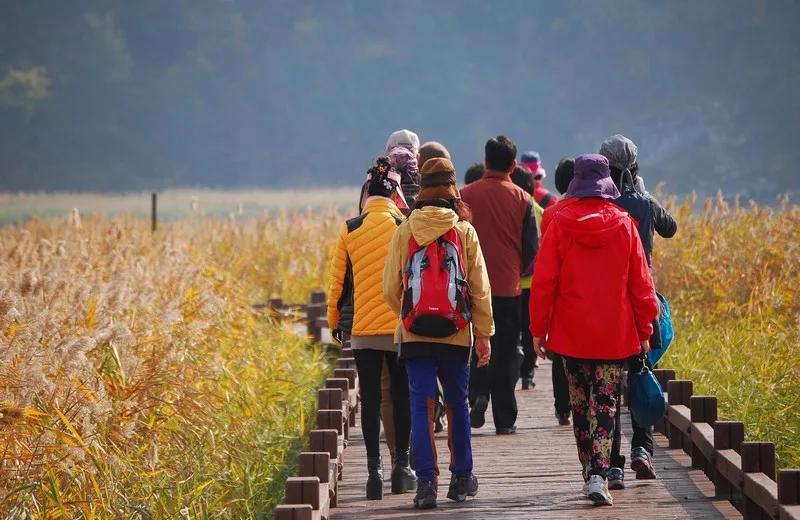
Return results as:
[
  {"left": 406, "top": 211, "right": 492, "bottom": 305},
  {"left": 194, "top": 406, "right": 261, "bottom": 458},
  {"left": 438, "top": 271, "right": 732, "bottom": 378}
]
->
[
  {"left": 366, "top": 456, "right": 383, "bottom": 500},
  {"left": 470, "top": 395, "right": 488, "bottom": 429},
  {"left": 496, "top": 425, "right": 517, "bottom": 435},
  {"left": 556, "top": 410, "right": 571, "bottom": 426},
  {"left": 434, "top": 400, "right": 446, "bottom": 433},
  {"left": 413, "top": 481, "right": 437, "bottom": 509},
  {"left": 446, "top": 473, "right": 479, "bottom": 502},
  {"left": 390, "top": 450, "right": 417, "bottom": 494},
  {"left": 630, "top": 447, "right": 657, "bottom": 480},
  {"left": 586, "top": 475, "right": 613, "bottom": 506},
  {"left": 521, "top": 377, "right": 535, "bottom": 390},
  {"left": 607, "top": 467, "right": 625, "bottom": 490}
]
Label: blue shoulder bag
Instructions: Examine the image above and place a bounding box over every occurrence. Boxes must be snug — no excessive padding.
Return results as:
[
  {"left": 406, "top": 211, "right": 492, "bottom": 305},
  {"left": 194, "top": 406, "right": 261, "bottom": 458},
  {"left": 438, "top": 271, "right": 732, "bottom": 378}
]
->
[
  {"left": 630, "top": 355, "right": 668, "bottom": 428},
  {"left": 647, "top": 292, "right": 673, "bottom": 367}
]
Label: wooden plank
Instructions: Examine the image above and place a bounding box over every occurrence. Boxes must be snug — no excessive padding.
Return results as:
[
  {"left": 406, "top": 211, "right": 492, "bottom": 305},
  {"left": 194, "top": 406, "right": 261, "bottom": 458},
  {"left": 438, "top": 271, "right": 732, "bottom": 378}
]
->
[
  {"left": 331, "top": 358, "right": 739, "bottom": 519},
  {"left": 742, "top": 471, "right": 779, "bottom": 519},
  {"left": 779, "top": 504, "right": 800, "bottom": 520},
  {"left": 716, "top": 449, "right": 745, "bottom": 491}
]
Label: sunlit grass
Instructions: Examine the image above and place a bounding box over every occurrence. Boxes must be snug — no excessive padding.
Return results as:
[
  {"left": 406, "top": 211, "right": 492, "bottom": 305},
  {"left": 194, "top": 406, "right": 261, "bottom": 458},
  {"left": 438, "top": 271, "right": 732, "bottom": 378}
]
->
[
  {"left": 654, "top": 193, "right": 800, "bottom": 468},
  {"left": 0, "top": 212, "right": 343, "bottom": 518}
]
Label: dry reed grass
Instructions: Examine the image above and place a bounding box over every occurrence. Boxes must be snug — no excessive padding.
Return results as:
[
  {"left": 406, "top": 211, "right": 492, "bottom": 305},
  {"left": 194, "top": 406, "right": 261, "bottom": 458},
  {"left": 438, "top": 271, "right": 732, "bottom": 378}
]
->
[
  {"left": 0, "top": 210, "right": 347, "bottom": 518},
  {"left": 654, "top": 193, "right": 800, "bottom": 468}
]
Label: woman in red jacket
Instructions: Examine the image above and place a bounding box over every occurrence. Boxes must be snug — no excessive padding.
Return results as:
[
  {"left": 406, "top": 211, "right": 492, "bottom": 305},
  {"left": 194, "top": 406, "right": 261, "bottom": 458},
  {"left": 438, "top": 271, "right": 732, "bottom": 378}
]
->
[{"left": 529, "top": 154, "right": 658, "bottom": 507}]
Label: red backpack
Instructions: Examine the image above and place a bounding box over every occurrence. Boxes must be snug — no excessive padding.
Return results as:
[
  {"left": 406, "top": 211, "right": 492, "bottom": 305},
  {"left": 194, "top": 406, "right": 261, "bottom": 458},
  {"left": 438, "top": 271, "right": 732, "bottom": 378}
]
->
[{"left": 401, "top": 228, "right": 472, "bottom": 338}]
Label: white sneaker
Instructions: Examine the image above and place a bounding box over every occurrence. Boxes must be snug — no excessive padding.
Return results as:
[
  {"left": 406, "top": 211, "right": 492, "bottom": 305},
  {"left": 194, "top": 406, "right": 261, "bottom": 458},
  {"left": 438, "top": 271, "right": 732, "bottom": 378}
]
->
[
  {"left": 586, "top": 475, "right": 613, "bottom": 506},
  {"left": 581, "top": 480, "right": 592, "bottom": 499}
]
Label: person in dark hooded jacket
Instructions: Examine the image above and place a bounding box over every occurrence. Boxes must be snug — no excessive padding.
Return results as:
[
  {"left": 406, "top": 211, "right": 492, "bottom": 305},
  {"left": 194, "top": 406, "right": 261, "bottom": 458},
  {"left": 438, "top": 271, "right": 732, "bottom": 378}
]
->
[{"left": 599, "top": 134, "right": 677, "bottom": 489}]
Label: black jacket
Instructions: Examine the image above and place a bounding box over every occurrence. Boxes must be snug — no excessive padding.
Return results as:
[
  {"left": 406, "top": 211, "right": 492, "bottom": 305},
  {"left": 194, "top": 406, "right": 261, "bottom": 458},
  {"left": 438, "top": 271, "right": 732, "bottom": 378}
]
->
[
  {"left": 611, "top": 182, "right": 677, "bottom": 267},
  {"left": 611, "top": 175, "right": 677, "bottom": 351}
]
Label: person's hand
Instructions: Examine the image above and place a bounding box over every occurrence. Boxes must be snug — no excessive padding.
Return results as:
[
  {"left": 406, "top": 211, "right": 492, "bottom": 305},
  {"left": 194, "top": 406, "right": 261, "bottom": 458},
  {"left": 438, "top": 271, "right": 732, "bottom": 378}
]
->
[
  {"left": 533, "top": 337, "right": 547, "bottom": 360},
  {"left": 331, "top": 329, "right": 344, "bottom": 346},
  {"left": 640, "top": 339, "right": 650, "bottom": 354},
  {"left": 475, "top": 338, "right": 491, "bottom": 368}
]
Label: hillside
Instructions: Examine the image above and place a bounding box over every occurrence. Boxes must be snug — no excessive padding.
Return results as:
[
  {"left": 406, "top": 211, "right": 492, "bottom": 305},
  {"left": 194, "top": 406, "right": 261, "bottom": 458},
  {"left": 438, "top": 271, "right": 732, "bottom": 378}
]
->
[{"left": 1, "top": 1, "right": 799, "bottom": 199}]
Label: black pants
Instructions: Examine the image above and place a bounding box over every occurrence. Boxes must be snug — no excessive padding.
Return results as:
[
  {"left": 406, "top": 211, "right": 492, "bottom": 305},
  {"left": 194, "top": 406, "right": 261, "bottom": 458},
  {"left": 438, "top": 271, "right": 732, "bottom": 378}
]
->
[
  {"left": 353, "top": 349, "right": 411, "bottom": 460},
  {"left": 469, "top": 296, "right": 520, "bottom": 430},
  {"left": 519, "top": 288, "right": 536, "bottom": 381},
  {"left": 610, "top": 355, "right": 655, "bottom": 468},
  {"left": 551, "top": 353, "right": 571, "bottom": 415}
]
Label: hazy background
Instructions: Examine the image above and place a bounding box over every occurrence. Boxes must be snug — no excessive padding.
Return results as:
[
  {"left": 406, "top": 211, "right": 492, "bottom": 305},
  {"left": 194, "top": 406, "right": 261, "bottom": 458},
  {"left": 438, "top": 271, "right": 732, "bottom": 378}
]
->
[{"left": 2, "top": 0, "right": 799, "bottom": 201}]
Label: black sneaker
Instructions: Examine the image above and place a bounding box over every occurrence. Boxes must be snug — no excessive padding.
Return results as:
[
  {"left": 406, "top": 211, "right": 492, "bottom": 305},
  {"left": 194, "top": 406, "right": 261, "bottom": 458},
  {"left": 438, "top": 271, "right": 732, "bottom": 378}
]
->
[
  {"left": 521, "top": 377, "right": 535, "bottom": 390},
  {"left": 446, "top": 473, "right": 479, "bottom": 502},
  {"left": 413, "top": 481, "right": 438, "bottom": 509},
  {"left": 496, "top": 425, "right": 517, "bottom": 435},
  {"left": 556, "top": 411, "right": 571, "bottom": 426},
  {"left": 470, "top": 395, "right": 488, "bottom": 429}
]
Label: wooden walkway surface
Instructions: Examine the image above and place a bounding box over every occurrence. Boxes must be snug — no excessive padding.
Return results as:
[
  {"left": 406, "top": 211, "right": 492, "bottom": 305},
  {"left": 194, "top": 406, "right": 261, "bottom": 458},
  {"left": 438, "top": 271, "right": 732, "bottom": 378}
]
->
[{"left": 330, "top": 358, "right": 741, "bottom": 520}]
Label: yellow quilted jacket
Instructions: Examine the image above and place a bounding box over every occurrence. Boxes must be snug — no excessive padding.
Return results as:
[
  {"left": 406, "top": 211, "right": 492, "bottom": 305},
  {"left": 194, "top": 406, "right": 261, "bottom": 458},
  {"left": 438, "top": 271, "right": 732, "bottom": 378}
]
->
[
  {"left": 327, "top": 197, "right": 404, "bottom": 336},
  {"left": 383, "top": 205, "right": 494, "bottom": 348}
]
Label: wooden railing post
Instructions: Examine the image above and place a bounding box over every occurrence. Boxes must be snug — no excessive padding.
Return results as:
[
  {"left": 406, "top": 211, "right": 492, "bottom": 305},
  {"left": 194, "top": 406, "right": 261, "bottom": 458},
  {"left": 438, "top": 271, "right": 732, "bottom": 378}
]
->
[
  {"left": 778, "top": 470, "right": 800, "bottom": 509},
  {"left": 667, "top": 380, "right": 692, "bottom": 450},
  {"left": 690, "top": 396, "right": 718, "bottom": 474},
  {"left": 714, "top": 421, "right": 745, "bottom": 501},
  {"left": 741, "top": 441, "right": 777, "bottom": 518}
]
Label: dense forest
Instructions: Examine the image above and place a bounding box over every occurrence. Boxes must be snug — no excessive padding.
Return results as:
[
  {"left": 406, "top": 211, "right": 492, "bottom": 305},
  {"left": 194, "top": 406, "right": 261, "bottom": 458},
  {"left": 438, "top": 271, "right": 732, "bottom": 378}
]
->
[{"left": 1, "top": 0, "right": 799, "bottom": 199}]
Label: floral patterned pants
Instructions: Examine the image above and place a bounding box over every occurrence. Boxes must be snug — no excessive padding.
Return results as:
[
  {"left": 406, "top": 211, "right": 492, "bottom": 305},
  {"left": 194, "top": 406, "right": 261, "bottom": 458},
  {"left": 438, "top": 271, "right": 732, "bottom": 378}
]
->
[{"left": 561, "top": 356, "right": 623, "bottom": 480}]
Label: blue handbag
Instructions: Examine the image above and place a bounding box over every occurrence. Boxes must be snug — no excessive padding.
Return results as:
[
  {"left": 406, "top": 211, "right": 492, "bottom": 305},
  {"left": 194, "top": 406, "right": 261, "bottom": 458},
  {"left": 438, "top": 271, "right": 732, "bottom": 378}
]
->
[
  {"left": 647, "top": 292, "right": 673, "bottom": 367},
  {"left": 630, "top": 358, "right": 668, "bottom": 428}
]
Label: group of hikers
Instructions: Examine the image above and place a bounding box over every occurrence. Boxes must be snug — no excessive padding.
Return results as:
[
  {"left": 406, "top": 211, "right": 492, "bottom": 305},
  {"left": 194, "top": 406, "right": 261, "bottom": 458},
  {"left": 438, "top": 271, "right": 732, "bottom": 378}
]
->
[{"left": 326, "top": 129, "right": 677, "bottom": 508}]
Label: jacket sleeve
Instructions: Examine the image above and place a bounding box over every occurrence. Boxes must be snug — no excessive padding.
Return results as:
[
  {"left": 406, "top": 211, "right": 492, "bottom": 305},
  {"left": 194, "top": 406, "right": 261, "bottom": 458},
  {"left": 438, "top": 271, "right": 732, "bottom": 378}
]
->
[
  {"left": 464, "top": 224, "right": 494, "bottom": 339},
  {"left": 382, "top": 225, "right": 405, "bottom": 317},
  {"left": 650, "top": 195, "right": 677, "bottom": 238},
  {"left": 327, "top": 223, "right": 349, "bottom": 329},
  {"left": 529, "top": 221, "right": 561, "bottom": 338},
  {"left": 521, "top": 198, "right": 540, "bottom": 274},
  {"left": 627, "top": 222, "right": 659, "bottom": 340}
]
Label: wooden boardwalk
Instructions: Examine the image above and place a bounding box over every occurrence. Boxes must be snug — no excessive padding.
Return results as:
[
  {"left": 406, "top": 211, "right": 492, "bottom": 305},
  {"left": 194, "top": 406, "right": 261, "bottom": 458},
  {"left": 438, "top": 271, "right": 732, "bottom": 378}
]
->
[{"left": 331, "top": 358, "right": 740, "bottom": 520}]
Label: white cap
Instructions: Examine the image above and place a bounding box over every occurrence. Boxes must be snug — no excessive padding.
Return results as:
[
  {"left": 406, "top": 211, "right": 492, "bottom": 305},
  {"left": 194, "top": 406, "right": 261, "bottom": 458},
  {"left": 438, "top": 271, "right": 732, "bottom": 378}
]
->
[{"left": 386, "top": 129, "right": 420, "bottom": 155}]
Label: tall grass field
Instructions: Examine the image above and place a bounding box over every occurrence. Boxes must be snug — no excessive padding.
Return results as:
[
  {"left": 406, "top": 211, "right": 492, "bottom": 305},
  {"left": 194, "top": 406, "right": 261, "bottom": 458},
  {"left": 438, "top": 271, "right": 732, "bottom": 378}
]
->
[
  {"left": 0, "top": 211, "right": 342, "bottom": 518},
  {"left": 0, "top": 191, "right": 798, "bottom": 517}
]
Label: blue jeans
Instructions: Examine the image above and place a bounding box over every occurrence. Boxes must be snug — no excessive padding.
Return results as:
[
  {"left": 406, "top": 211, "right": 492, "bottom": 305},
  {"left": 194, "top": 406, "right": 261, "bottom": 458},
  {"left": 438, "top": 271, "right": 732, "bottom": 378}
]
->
[{"left": 405, "top": 353, "right": 472, "bottom": 484}]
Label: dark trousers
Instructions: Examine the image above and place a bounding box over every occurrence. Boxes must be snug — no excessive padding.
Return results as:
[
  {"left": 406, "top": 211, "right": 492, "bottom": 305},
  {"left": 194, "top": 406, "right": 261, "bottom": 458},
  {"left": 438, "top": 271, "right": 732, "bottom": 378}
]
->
[
  {"left": 551, "top": 353, "right": 571, "bottom": 415},
  {"left": 469, "top": 296, "right": 521, "bottom": 430},
  {"left": 406, "top": 352, "right": 472, "bottom": 484},
  {"left": 563, "top": 357, "right": 623, "bottom": 480},
  {"left": 610, "top": 355, "right": 655, "bottom": 468},
  {"left": 353, "top": 349, "right": 411, "bottom": 460},
  {"left": 519, "top": 288, "right": 536, "bottom": 380}
]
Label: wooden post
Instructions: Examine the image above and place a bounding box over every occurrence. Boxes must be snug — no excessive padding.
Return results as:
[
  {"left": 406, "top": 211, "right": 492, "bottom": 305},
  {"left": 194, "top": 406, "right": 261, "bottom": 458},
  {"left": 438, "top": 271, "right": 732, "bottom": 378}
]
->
[
  {"left": 714, "top": 421, "right": 745, "bottom": 501},
  {"left": 778, "top": 470, "right": 800, "bottom": 506},
  {"left": 667, "top": 380, "right": 693, "bottom": 450},
  {"left": 151, "top": 192, "right": 157, "bottom": 232},
  {"left": 741, "top": 441, "right": 777, "bottom": 519},
  {"left": 690, "top": 396, "right": 717, "bottom": 474}
]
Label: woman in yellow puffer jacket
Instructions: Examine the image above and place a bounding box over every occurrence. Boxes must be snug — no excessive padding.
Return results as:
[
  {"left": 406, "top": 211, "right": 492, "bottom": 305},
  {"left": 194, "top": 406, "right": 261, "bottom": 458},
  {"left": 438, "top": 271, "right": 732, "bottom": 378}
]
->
[{"left": 327, "top": 156, "right": 416, "bottom": 500}]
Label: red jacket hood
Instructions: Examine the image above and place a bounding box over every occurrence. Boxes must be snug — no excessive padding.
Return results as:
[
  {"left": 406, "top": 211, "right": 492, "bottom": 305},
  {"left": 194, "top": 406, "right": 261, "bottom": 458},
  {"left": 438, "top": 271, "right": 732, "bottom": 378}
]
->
[{"left": 553, "top": 199, "right": 630, "bottom": 249}]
